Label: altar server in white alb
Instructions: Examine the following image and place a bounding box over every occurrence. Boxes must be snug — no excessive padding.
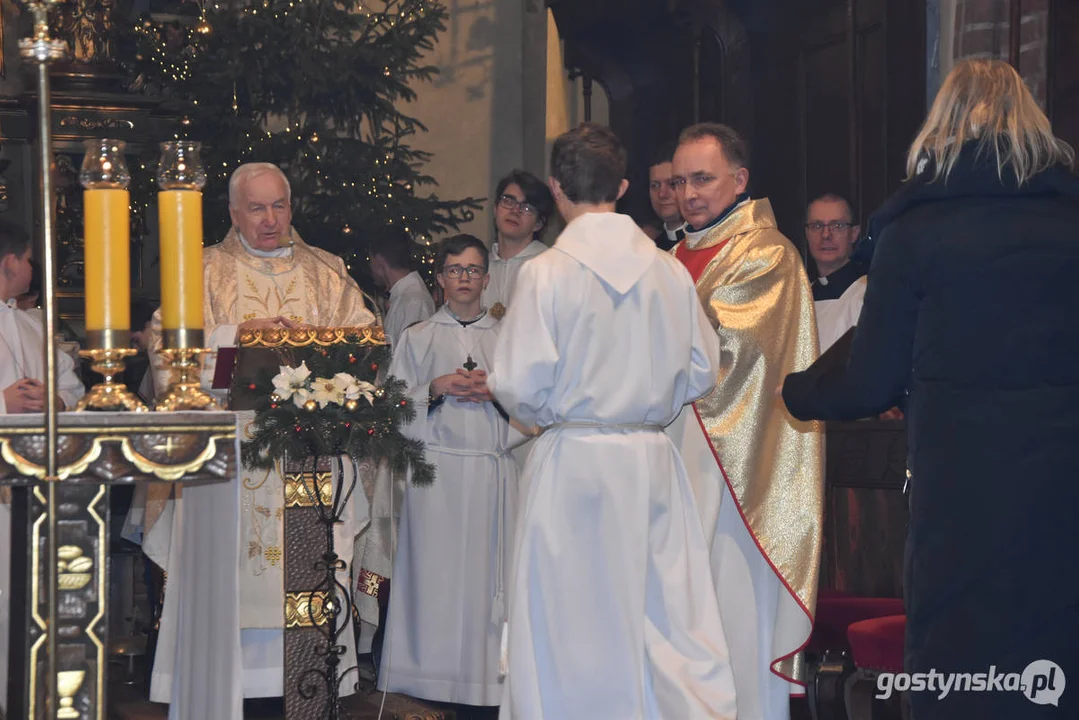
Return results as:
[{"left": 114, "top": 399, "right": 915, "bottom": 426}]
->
[
  {"left": 481, "top": 170, "right": 554, "bottom": 319},
  {"left": 379, "top": 233, "right": 525, "bottom": 710},
  {"left": 367, "top": 229, "right": 435, "bottom": 348},
  {"left": 0, "top": 221, "right": 86, "bottom": 715},
  {"left": 487, "top": 123, "right": 737, "bottom": 720}
]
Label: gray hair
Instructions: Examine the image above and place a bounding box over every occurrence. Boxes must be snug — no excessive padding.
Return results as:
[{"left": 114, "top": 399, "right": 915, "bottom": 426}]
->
[{"left": 228, "top": 162, "right": 292, "bottom": 207}]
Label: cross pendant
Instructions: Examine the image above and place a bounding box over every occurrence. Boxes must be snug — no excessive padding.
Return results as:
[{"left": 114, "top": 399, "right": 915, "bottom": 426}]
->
[{"left": 463, "top": 355, "right": 477, "bottom": 372}]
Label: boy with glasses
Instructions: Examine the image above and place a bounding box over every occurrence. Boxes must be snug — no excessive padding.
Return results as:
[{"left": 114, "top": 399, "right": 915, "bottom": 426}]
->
[
  {"left": 379, "top": 233, "right": 526, "bottom": 714},
  {"left": 482, "top": 170, "right": 554, "bottom": 319},
  {"left": 805, "top": 193, "right": 867, "bottom": 352}
]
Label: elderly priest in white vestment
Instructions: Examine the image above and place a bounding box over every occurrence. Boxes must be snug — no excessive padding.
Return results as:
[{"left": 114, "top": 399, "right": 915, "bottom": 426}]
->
[
  {"left": 138, "top": 162, "right": 375, "bottom": 718},
  {"left": 0, "top": 221, "right": 86, "bottom": 718}
]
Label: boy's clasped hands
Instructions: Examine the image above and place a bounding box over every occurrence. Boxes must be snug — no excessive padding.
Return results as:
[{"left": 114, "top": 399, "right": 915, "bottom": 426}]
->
[{"left": 431, "top": 367, "right": 495, "bottom": 404}]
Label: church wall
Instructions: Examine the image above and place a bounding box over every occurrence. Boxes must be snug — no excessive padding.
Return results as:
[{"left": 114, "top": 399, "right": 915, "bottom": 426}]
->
[{"left": 402, "top": 0, "right": 548, "bottom": 246}]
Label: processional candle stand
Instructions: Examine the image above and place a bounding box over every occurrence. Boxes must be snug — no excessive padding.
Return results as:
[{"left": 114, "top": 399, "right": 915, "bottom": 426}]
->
[
  {"left": 154, "top": 141, "right": 220, "bottom": 411},
  {"left": 76, "top": 139, "right": 147, "bottom": 411}
]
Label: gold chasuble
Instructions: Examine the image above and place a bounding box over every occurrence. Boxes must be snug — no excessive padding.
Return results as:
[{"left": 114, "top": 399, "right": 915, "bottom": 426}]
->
[
  {"left": 204, "top": 227, "right": 374, "bottom": 332},
  {"left": 143, "top": 227, "right": 375, "bottom": 571},
  {"left": 672, "top": 198, "right": 824, "bottom": 693}
]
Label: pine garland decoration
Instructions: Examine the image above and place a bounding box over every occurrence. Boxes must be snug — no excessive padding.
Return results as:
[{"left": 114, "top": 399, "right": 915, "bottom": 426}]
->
[{"left": 240, "top": 340, "right": 436, "bottom": 486}]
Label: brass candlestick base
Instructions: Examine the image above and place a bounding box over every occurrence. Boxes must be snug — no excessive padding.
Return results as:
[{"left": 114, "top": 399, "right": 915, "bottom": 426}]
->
[
  {"left": 155, "top": 347, "right": 221, "bottom": 412},
  {"left": 75, "top": 347, "right": 148, "bottom": 412}
]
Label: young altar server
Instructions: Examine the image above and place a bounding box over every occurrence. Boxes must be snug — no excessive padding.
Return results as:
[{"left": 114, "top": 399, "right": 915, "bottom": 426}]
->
[
  {"left": 0, "top": 220, "right": 85, "bottom": 715},
  {"left": 378, "top": 233, "right": 525, "bottom": 711},
  {"left": 487, "top": 123, "right": 737, "bottom": 719}
]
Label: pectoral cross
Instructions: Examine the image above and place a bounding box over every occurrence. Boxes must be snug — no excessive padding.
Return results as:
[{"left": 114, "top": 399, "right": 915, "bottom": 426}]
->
[{"left": 463, "top": 355, "right": 477, "bottom": 372}]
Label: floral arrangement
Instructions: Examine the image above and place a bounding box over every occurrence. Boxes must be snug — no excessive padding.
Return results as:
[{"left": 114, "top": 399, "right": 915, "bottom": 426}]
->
[{"left": 240, "top": 342, "right": 435, "bottom": 486}]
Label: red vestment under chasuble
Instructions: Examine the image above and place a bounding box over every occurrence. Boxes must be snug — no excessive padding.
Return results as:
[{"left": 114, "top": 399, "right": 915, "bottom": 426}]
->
[{"left": 669, "top": 198, "right": 824, "bottom": 720}]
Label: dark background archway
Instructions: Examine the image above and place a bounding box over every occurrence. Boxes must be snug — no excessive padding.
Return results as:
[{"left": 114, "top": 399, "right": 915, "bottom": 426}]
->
[{"left": 548, "top": 0, "right": 1079, "bottom": 259}]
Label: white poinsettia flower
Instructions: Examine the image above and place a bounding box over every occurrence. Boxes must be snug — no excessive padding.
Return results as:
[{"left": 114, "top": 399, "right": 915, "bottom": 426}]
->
[
  {"left": 292, "top": 387, "right": 313, "bottom": 408},
  {"left": 272, "top": 361, "right": 312, "bottom": 401},
  {"left": 335, "top": 373, "right": 377, "bottom": 404},
  {"left": 312, "top": 376, "right": 346, "bottom": 408}
]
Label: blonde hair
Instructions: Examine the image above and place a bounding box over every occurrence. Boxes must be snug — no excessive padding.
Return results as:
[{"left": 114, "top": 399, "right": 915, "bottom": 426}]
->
[{"left": 907, "top": 58, "right": 1074, "bottom": 184}]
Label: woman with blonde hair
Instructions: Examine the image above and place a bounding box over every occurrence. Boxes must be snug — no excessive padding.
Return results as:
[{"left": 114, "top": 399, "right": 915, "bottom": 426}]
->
[{"left": 783, "top": 58, "right": 1079, "bottom": 719}]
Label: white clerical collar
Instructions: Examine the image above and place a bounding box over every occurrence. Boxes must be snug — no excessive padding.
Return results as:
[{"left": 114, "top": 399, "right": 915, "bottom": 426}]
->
[
  {"left": 664, "top": 222, "right": 686, "bottom": 243},
  {"left": 684, "top": 199, "right": 750, "bottom": 248},
  {"left": 239, "top": 231, "right": 293, "bottom": 258}
]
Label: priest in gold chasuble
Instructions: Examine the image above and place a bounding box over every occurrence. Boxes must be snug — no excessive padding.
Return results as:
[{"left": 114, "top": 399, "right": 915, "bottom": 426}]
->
[
  {"left": 137, "top": 163, "right": 375, "bottom": 714},
  {"left": 665, "top": 125, "right": 824, "bottom": 720}
]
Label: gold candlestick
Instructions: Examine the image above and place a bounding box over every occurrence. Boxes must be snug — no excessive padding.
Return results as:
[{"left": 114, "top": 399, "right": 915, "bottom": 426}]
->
[
  {"left": 155, "top": 330, "right": 221, "bottom": 412},
  {"left": 154, "top": 143, "right": 219, "bottom": 412},
  {"left": 75, "top": 139, "right": 147, "bottom": 413},
  {"left": 75, "top": 344, "right": 145, "bottom": 412}
]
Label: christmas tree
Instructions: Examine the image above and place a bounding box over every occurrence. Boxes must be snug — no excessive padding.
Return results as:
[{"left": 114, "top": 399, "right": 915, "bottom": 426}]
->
[{"left": 128, "top": 0, "right": 481, "bottom": 287}]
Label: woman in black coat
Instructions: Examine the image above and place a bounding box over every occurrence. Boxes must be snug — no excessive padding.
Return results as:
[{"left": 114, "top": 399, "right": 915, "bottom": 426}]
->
[{"left": 783, "top": 58, "right": 1079, "bottom": 720}]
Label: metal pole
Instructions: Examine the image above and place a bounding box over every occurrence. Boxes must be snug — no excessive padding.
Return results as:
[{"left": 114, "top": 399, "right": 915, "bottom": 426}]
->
[{"left": 18, "top": 3, "right": 66, "bottom": 716}]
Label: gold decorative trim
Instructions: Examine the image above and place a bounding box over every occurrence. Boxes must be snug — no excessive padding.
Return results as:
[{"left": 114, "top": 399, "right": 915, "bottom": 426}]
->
[
  {"left": 119, "top": 434, "right": 230, "bottom": 481},
  {"left": 0, "top": 435, "right": 103, "bottom": 480},
  {"left": 0, "top": 423, "right": 237, "bottom": 436},
  {"left": 0, "top": 432, "right": 234, "bottom": 481},
  {"left": 29, "top": 487, "right": 48, "bottom": 720},
  {"left": 239, "top": 325, "right": 387, "bottom": 348},
  {"left": 86, "top": 486, "right": 107, "bottom": 719},
  {"left": 285, "top": 591, "right": 329, "bottom": 628},
  {"left": 284, "top": 471, "right": 333, "bottom": 507},
  {"left": 357, "top": 568, "right": 386, "bottom": 598}
]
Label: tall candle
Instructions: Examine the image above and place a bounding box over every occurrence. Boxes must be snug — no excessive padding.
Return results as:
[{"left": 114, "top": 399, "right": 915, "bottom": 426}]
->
[
  {"left": 83, "top": 188, "right": 131, "bottom": 333},
  {"left": 158, "top": 190, "right": 204, "bottom": 330}
]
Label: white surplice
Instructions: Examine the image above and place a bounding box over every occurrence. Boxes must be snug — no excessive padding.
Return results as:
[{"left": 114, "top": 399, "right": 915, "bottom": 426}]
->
[
  {"left": 0, "top": 300, "right": 85, "bottom": 715},
  {"left": 384, "top": 271, "right": 435, "bottom": 348},
  {"left": 378, "top": 307, "right": 523, "bottom": 706},
  {"left": 815, "top": 275, "right": 867, "bottom": 352},
  {"left": 480, "top": 240, "right": 546, "bottom": 314},
  {"left": 487, "top": 213, "right": 738, "bottom": 720}
]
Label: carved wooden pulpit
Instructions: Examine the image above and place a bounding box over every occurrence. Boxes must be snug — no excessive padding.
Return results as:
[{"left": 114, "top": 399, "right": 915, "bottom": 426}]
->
[{"left": 231, "top": 325, "right": 390, "bottom": 719}]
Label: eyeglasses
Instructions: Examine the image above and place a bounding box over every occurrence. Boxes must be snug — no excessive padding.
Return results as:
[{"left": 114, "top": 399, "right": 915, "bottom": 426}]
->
[
  {"left": 805, "top": 221, "right": 855, "bottom": 234},
  {"left": 498, "top": 194, "right": 538, "bottom": 216},
  {"left": 441, "top": 264, "right": 486, "bottom": 279}
]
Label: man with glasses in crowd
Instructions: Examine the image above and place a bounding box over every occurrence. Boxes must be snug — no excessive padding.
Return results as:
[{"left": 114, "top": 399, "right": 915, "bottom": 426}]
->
[
  {"left": 665, "top": 122, "right": 823, "bottom": 720},
  {"left": 647, "top": 141, "right": 687, "bottom": 251},
  {"left": 805, "top": 193, "right": 867, "bottom": 352},
  {"left": 482, "top": 170, "right": 554, "bottom": 319}
]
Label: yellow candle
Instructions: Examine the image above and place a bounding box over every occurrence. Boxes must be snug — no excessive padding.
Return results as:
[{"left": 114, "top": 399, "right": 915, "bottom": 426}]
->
[
  {"left": 83, "top": 188, "right": 131, "bottom": 333},
  {"left": 158, "top": 190, "right": 204, "bottom": 331}
]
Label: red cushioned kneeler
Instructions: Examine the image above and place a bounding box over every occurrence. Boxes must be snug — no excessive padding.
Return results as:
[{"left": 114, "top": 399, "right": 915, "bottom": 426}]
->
[
  {"left": 847, "top": 614, "right": 907, "bottom": 674},
  {"left": 809, "top": 590, "right": 905, "bottom": 654}
]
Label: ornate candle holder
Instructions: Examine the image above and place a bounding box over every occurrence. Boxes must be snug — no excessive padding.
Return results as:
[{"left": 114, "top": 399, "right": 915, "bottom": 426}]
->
[
  {"left": 155, "top": 142, "right": 218, "bottom": 411},
  {"left": 155, "top": 329, "right": 220, "bottom": 411},
  {"left": 75, "top": 334, "right": 146, "bottom": 412},
  {"left": 76, "top": 140, "right": 146, "bottom": 412}
]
